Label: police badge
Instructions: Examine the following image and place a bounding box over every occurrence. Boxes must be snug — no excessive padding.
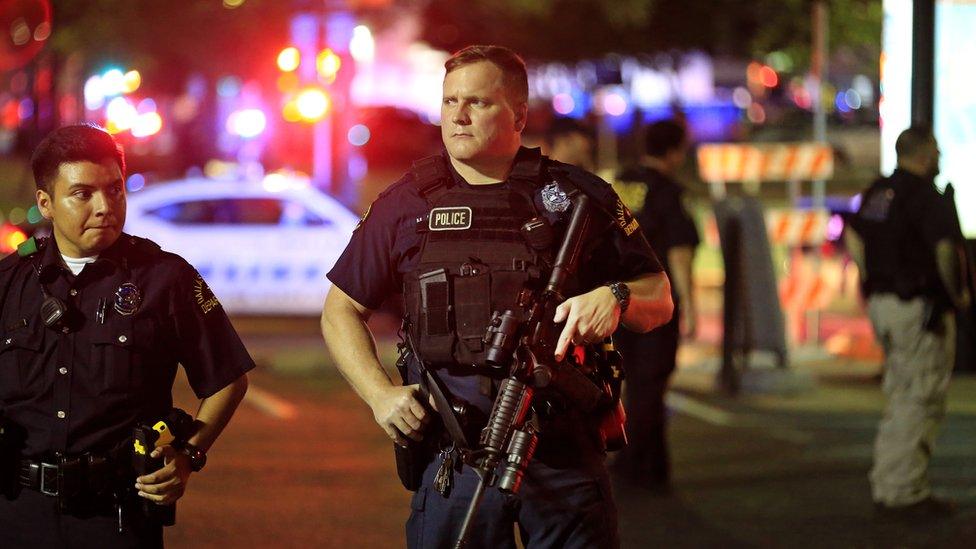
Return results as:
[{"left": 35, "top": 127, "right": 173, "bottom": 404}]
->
[
  {"left": 541, "top": 182, "right": 570, "bottom": 213},
  {"left": 114, "top": 283, "right": 142, "bottom": 316}
]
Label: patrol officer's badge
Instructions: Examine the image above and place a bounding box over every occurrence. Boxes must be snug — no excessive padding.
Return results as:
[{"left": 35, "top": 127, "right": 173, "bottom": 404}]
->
[
  {"left": 428, "top": 207, "right": 472, "bottom": 231},
  {"left": 193, "top": 274, "right": 221, "bottom": 314},
  {"left": 114, "top": 283, "right": 142, "bottom": 316},
  {"left": 540, "top": 182, "right": 570, "bottom": 213}
]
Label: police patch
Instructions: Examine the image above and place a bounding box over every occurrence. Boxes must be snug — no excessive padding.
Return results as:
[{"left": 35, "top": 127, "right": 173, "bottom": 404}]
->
[
  {"left": 193, "top": 274, "right": 221, "bottom": 314},
  {"left": 615, "top": 199, "right": 641, "bottom": 237},
  {"left": 113, "top": 283, "right": 142, "bottom": 316},
  {"left": 428, "top": 207, "right": 472, "bottom": 231},
  {"left": 541, "top": 182, "right": 570, "bottom": 213}
]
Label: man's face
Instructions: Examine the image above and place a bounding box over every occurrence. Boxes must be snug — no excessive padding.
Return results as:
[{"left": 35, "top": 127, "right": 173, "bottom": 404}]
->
[
  {"left": 666, "top": 140, "right": 690, "bottom": 171},
  {"left": 37, "top": 160, "right": 126, "bottom": 258},
  {"left": 441, "top": 61, "right": 526, "bottom": 167}
]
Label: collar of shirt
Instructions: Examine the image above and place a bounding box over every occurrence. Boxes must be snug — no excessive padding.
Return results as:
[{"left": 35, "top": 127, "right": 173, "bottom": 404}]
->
[
  {"left": 440, "top": 146, "right": 543, "bottom": 188},
  {"left": 38, "top": 234, "right": 133, "bottom": 283}
]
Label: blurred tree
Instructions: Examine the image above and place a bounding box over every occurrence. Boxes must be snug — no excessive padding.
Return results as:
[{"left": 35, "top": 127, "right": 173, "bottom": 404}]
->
[
  {"left": 421, "top": 0, "right": 881, "bottom": 74},
  {"left": 48, "top": 0, "right": 296, "bottom": 92}
]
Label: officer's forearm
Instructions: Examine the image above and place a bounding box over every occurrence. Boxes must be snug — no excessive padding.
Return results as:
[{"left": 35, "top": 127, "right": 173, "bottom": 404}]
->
[
  {"left": 621, "top": 271, "right": 673, "bottom": 333},
  {"left": 188, "top": 374, "right": 248, "bottom": 453},
  {"left": 935, "top": 239, "right": 964, "bottom": 304},
  {"left": 667, "top": 246, "right": 695, "bottom": 313},
  {"left": 321, "top": 287, "right": 395, "bottom": 409},
  {"left": 844, "top": 230, "right": 866, "bottom": 285}
]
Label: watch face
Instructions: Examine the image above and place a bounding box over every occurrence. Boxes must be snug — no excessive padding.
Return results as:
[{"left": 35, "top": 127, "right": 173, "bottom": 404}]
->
[
  {"left": 611, "top": 282, "right": 630, "bottom": 300},
  {"left": 184, "top": 446, "right": 207, "bottom": 471},
  {"left": 616, "top": 283, "right": 630, "bottom": 299}
]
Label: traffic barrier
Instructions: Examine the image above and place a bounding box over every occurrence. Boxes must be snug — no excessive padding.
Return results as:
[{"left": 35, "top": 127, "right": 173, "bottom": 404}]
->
[
  {"left": 766, "top": 208, "right": 829, "bottom": 246},
  {"left": 697, "top": 142, "right": 834, "bottom": 184}
]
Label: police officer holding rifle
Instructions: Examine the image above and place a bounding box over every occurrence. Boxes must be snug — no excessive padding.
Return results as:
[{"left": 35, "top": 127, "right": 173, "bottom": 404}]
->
[{"left": 323, "top": 45, "right": 672, "bottom": 548}]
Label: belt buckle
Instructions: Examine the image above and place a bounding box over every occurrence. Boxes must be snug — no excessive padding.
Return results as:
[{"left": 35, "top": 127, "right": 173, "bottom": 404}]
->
[{"left": 39, "top": 462, "right": 60, "bottom": 497}]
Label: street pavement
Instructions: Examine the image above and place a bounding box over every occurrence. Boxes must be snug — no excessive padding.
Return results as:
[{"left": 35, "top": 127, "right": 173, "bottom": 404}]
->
[{"left": 161, "top": 317, "right": 976, "bottom": 548}]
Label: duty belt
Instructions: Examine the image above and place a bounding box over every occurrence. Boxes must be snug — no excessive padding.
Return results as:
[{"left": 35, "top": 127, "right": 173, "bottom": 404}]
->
[{"left": 18, "top": 451, "right": 121, "bottom": 500}]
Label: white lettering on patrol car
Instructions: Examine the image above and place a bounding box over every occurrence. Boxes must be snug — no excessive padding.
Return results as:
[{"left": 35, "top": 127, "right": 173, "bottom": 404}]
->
[{"left": 428, "top": 207, "right": 473, "bottom": 231}]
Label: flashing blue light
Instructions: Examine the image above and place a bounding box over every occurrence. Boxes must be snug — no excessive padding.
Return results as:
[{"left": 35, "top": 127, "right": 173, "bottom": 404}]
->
[
  {"left": 835, "top": 91, "right": 851, "bottom": 113},
  {"left": 127, "top": 173, "right": 146, "bottom": 192},
  {"left": 217, "top": 76, "right": 242, "bottom": 98},
  {"left": 347, "top": 124, "right": 370, "bottom": 146}
]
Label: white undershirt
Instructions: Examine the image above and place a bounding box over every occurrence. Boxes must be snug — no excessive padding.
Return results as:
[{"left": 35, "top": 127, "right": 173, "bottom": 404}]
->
[{"left": 61, "top": 254, "right": 98, "bottom": 276}]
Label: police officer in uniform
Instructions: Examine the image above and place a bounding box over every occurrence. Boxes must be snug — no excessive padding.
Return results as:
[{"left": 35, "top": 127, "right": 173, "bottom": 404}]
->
[
  {"left": 0, "top": 125, "right": 254, "bottom": 547},
  {"left": 611, "top": 119, "right": 698, "bottom": 493},
  {"left": 322, "top": 46, "right": 673, "bottom": 548},
  {"left": 846, "top": 126, "right": 969, "bottom": 518}
]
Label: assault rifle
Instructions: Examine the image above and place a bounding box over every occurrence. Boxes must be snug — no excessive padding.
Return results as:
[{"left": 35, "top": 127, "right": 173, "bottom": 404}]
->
[{"left": 454, "top": 192, "right": 605, "bottom": 548}]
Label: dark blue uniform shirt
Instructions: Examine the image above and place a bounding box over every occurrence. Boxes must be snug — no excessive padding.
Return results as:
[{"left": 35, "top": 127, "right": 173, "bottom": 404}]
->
[
  {"left": 0, "top": 233, "right": 255, "bottom": 456},
  {"left": 328, "top": 149, "right": 662, "bottom": 467},
  {"left": 329, "top": 149, "right": 662, "bottom": 311}
]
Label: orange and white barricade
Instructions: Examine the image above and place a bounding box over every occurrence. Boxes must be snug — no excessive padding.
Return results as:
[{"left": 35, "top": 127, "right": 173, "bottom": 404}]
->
[{"left": 697, "top": 142, "right": 834, "bottom": 190}]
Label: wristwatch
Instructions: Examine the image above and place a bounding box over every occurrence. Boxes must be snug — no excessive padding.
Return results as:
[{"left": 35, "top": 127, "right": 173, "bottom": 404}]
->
[
  {"left": 606, "top": 282, "right": 631, "bottom": 314},
  {"left": 180, "top": 443, "right": 207, "bottom": 472}
]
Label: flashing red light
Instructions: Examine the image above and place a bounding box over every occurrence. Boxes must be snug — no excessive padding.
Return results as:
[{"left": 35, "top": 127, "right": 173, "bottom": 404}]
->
[
  {"left": 1, "top": 225, "right": 28, "bottom": 254},
  {"left": 760, "top": 66, "right": 779, "bottom": 88}
]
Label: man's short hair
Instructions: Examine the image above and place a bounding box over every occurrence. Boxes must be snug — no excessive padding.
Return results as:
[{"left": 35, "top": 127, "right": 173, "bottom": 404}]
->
[
  {"left": 544, "top": 118, "right": 594, "bottom": 146},
  {"left": 445, "top": 45, "right": 528, "bottom": 106},
  {"left": 31, "top": 124, "right": 126, "bottom": 194},
  {"left": 644, "top": 119, "right": 687, "bottom": 158},
  {"left": 895, "top": 125, "right": 935, "bottom": 161}
]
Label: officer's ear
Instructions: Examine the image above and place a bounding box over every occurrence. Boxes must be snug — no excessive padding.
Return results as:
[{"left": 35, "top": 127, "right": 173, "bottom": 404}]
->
[
  {"left": 514, "top": 101, "right": 528, "bottom": 133},
  {"left": 36, "top": 188, "right": 54, "bottom": 221}
]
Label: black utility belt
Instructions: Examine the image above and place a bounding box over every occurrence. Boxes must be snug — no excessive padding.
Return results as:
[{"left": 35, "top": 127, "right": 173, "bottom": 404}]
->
[{"left": 18, "top": 451, "right": 124, "bottom": 498}]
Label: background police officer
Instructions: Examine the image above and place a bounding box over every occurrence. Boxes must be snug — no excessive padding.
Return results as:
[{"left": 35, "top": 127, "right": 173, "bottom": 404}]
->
[
  {"left": 846, "top": 126, "right": 970, "bottom": 518},
  {"left": 610, "top": 119, "right": 699, "bottom": 493},
  {"left": 0, "top": 125, "right": 254, "bottom": 547},
  {"left": 543, "top": 117, "right": 596, "bottom": 172},
  {"left": 322, "top": 45, "right": 673, "bottom": 548}
]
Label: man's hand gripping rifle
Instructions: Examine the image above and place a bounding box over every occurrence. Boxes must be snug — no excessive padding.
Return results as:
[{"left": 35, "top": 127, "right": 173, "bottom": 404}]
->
[{"left": 454, "top": 192, "right": 593, "bottom": 548}]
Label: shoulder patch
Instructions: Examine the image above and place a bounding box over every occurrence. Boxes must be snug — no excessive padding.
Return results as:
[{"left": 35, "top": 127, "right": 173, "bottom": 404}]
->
[
  {"left": 614, "top": 199, "right": 641, "bottom": 237},
  {"left": 192, "top": 273, "right": 221, "bottom": 314}
]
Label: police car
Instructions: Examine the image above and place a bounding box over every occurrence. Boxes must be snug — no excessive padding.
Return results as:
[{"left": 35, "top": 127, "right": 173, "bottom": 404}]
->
[{"left": 124, "top": 175, "right": 360, "bottom": 315}]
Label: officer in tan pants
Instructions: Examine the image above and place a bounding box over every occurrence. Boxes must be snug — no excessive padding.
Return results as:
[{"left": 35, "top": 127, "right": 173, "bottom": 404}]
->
[{"left": 847, "top": 126, "right": 970, "bottom": 518}]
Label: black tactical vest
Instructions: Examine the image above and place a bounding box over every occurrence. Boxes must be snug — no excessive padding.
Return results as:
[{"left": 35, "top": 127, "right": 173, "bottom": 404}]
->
[
  {"left": 403, "top": 150, "right": 556, "bottom": 371},
  {"left": 854, "top": 174, "right": 931, "bottom": 299}
]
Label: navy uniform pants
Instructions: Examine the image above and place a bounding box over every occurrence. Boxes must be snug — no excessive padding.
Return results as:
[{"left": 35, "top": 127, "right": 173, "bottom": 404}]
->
[
  {"left": 0, "top": 489, "right": 163, "bottom": 549},
  {"left": 612, "top": 311, "right": 680, "bottom": 487},
  {"left": 406, "top": 455, "right": 619, "bottom": 549}
]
